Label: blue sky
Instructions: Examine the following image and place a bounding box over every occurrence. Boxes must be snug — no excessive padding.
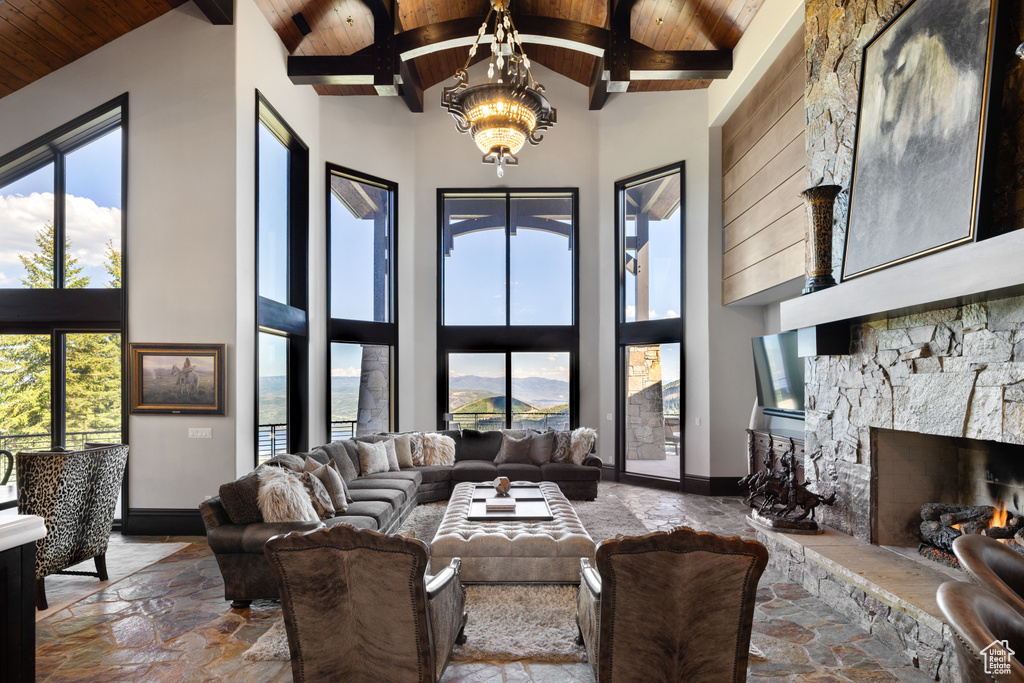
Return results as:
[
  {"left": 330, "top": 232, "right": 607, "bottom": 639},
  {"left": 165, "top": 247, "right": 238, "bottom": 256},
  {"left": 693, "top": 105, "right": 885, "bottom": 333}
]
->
[{"left": 0, "top": 128, "right": 122, "bottom": 288}]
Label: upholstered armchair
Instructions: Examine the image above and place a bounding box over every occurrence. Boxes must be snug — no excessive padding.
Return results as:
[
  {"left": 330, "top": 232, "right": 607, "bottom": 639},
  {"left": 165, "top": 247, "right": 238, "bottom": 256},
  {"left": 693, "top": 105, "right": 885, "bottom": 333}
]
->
[
  {"left": 17, "top": 444, "right": 129, "bottom": 610},
  {"left": 264, "top": 524, "right": 468, "bottom": 683},
  {"left": 953, "top": 533, "right": 1024, "bottom": 616},
  {"left": 576, "top": 527, "right": 768, "bottom": 683},
  {"left": 937, "top": 580, "right": 1024, "bottom": 682}
]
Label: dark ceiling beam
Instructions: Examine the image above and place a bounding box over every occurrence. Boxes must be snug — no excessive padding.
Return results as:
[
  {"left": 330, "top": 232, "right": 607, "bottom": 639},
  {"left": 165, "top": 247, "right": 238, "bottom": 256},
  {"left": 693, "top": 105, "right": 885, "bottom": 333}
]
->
[
  {"left": 607, "top": 0, "right": 636, "bottom": 90},
  {"left": 628, "top": 44, "right": 732, "bottom": 79},
  {"left": 589, "top": 58, "right": 609, "bottom": 111},
  {"left": 288, "top": 50, "right": 376, "bottom": 86},
  {"left": 192, "top": 0, "right": 232, "bottom": 25},
  {"left": 399, "top": 59, "right": 423, "bottom": 113}
]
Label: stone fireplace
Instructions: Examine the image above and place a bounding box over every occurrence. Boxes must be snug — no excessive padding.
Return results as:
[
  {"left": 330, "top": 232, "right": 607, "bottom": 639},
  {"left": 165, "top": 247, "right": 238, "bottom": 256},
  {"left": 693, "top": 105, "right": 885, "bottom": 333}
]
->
[{"left": 805, "top": 294, "right": 1024, "bottom": 544}]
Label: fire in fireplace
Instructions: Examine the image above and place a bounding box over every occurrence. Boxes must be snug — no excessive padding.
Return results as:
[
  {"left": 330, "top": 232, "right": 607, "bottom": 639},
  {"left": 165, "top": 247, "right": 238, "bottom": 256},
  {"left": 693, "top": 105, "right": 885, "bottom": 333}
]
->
[{"left": 918, "top": 501, "right": 1024, "bottom": 568}]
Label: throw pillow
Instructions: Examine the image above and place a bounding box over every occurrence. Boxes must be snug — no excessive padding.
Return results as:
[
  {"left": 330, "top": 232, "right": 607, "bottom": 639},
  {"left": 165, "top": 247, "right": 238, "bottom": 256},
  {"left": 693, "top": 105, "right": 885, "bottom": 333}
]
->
[
  {"left": 550, "top": 430, "right": 571, "bottom": 463},
  {"left": 529, "top": 430, "right": 555, "bottom": 466},
  {"left": 496, "top": 433, "right": 533, "bottom": 464},
  {"left": 304, "top": 457, "right": 350, "bottom": 511},
  {"left": 257, "top": 467, "right": 319, "bottom": 523},
  {"left": 263, "top": 453, "right": 305, "bottom": 472},
  {"left": 299, "top": 471, "right": 335, "bottom": 519},
  {"left": 358, "top": 440, "right": 390, "bottom": 476},
  {"left": 570, "top": 427, "right": 598, "bottom": 465},
  {"left": 422, "top": 433, "right": 456, "bottom": 467},
  {"left": 494, "top": 429, "right": 531, "bottom": 463},
  {"left": 409, "top": 433, "right": 425, "bottom": 466},
  {"left": 393, "top": 434, "right": 416, "bottom": 469},
  {"left": 315, "top": 442, "right": 359, "bottom": 483},
  {"left": 382, "top": 438, "right": 401, "bottom": 472},
  {"left": 218, "top": 470, "right": 263, "bottom": 525}
]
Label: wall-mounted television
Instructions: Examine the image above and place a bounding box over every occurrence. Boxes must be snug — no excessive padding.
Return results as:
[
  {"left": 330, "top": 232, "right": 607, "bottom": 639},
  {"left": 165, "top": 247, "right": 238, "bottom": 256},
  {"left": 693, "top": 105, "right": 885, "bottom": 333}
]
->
[{"left": 752, "top": 331, "right": 805, "bottom": 418}]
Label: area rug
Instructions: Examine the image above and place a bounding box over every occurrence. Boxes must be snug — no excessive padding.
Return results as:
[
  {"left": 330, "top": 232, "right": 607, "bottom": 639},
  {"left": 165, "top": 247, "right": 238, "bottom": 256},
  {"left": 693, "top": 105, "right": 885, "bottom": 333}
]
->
[
  {"left": 245, "top": 584, "right": 586, "bottom": 663},
  {"left": 244, "top": 490, "right": 651, "bottom": 663}
]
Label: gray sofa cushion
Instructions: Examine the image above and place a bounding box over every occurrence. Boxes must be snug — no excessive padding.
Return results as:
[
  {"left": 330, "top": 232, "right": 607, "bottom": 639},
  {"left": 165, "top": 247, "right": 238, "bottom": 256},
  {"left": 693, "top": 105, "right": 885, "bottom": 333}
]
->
[
  {"left": 541, "top": 462, "right": 602, "bottom": 482},
  {"left": 452, "top": 460, "right": 498, "bottom": 482},
  {"left": 496, "top": 463, "right": 543, "bottom": 482},
  {"left": 316, "top": 441, "right": 359, "bottom": 483},
  {"left": 341, "top": 501, "right": 393, "bottom": 528},
  {"left": 216, "top": 520, "right": 324, "bottom": 554},
  {"left": 348, "top": 488, "right": 405, "bottom": 508},
  {"left": 345, "top": 478, "right": 417, "bottom": 505},
  {"left": 457, "top": 429, "right": 503, "bottom": 461},
  {"left": 360, "top": 470, "right": 424, "bottom": 487},
  {"left": 410, "top": 465, "right": 453, "bottom": 484}
]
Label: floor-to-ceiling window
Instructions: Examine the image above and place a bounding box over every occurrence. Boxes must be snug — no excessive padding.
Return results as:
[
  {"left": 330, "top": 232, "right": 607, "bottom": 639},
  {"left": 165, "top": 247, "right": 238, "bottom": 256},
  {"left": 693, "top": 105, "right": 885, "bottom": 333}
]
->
[
  {"left": 438, "top": 190, "right": 578, "bottom": 430},
  {"left": 327, "top": 165, "right": 397, "bottom": 439},
  {"left": 0, "top": 96, "right": 127, "bottom": 510},
  {"left": 256, "top": 93, "right": 308, "bottom": 464},
  {"left": 615, "top": 163, "right": 684, "bottom": 483}
]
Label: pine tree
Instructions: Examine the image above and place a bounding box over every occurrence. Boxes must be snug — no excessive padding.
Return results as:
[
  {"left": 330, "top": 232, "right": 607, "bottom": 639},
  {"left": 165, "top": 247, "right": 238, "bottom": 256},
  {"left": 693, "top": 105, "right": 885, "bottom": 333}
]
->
[{"left": 0, "top": 223, "right": 123, "bottom": 446}]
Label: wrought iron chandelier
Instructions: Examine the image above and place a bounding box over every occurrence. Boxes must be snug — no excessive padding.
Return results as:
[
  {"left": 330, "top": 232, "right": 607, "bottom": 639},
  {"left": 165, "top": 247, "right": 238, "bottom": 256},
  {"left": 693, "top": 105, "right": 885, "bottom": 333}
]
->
[{"left": 440, "top": 0, "right": 557, "bottom": 178}]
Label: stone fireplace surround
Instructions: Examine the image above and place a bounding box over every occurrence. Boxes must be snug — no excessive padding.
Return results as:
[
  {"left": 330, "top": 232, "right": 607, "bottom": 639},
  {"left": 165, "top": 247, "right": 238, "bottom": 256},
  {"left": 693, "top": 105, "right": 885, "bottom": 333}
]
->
[
  {"left": 804, "top": 294, "right": 1024, "bottom": 542},
  {"left": 755, "top": 293, "right": 1024, "bottom": 682}
]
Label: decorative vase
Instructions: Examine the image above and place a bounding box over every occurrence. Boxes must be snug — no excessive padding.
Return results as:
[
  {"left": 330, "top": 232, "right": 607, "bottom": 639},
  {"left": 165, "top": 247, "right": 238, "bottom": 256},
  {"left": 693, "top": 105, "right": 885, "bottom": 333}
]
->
[
  {"left": 492, "top": 476, "right": 511, "bottom": 496},
  {"left": 801, "top": 184, "right": 842, "bottom": 295}
]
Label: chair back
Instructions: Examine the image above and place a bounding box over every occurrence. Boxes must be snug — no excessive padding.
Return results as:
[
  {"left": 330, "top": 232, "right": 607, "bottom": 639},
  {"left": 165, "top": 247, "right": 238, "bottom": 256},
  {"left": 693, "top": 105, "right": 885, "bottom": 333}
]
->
[
  {"left": 265, "top": 524, "right": 437, "bottom": 683},
  {"left": 954, "top": 533, "right": 1024, "bottom": 616},
  {"left": 594, "top": 527, "right": 768, "bottom": 683},
  {"left": 17, "top": 444, "right": 128, "bottom": 580},
  {"left": 938, "top": 580, "right": 1024, "bottom": 682}
]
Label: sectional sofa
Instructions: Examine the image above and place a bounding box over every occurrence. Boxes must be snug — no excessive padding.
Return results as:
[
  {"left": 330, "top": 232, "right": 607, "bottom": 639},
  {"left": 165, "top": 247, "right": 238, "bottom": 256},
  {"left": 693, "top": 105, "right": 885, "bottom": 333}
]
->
[{"left": 199, "top": 428, "right": 602, "bottom": 607}]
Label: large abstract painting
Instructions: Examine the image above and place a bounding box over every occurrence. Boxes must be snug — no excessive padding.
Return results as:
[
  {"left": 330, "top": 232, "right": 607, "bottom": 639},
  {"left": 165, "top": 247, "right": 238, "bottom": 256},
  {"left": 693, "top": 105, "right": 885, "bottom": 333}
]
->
[{"left": 842, "top": 0, "right": 997, "bottom": 280}]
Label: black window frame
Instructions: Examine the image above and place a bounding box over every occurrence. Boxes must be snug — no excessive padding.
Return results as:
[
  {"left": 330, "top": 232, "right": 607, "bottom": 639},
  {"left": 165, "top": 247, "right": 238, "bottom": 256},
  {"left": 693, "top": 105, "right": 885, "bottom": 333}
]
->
[
  {"left": 437, "top": 188, "right": 580, "bottom": 431},
  {"left": 255, "top": 92, "right": 309, "bottom": 463},
  {"left": 326, "top": 164, "right": 399, "bottom": 439},
  {"left": 0, "top": 94, "right": 129, "bottom": 515},
  {"left": 614, "top": 161, "right": 686, "bottom": 488}
]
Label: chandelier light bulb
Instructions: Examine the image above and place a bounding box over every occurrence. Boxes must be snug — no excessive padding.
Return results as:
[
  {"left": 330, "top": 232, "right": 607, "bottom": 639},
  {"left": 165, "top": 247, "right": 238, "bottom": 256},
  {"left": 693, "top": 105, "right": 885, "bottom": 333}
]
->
[{"left": 440, "top": 0, "right": 557, "bottom": 177}]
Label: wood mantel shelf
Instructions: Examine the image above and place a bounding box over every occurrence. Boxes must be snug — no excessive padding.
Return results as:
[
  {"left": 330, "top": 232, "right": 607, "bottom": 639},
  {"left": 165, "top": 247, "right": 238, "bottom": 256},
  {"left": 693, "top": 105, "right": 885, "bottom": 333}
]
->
[{"left": 780, "top": 229, "right": 1024, "bottom": 332}]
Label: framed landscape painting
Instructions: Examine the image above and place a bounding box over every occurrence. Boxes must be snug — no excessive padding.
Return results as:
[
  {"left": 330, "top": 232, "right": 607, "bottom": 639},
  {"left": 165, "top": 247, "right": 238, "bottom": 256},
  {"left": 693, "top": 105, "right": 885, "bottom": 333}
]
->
[
  {"left": 129, "top": 343, "right": 226, "bottom": 415},
  {"left": 842, "top": 0, "right": 999, "bottom": 280}
]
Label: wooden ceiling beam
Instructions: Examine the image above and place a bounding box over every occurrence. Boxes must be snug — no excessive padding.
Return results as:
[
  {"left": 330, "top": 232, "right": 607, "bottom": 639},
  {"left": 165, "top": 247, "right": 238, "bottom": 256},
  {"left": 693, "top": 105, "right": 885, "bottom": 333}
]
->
[
  {"left": 627, "top": 43, "right": 732, "bottom": 79},
  {"left": 192, "top": 0, "right": 232, "bottom": 25},
  {"left": 398, "top": 58, "right": 424, "bottom": 113},
  {"left": 288, "top": 50, "right": 377, "bottom": 86},
  {"left": 589, "top": 57, "right": 609, "bottom": 111}
]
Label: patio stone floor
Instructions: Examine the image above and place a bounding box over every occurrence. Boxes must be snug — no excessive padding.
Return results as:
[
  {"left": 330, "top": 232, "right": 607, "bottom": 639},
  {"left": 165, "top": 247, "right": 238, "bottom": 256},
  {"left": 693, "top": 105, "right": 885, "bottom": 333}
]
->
[{"left": 34, "top": 483, "right": 946, "bottom": 682}]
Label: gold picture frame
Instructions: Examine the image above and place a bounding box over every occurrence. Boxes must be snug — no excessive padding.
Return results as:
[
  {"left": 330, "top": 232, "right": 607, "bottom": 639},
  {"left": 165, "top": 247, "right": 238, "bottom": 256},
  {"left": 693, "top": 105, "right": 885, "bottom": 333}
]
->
[{"left": 129, "top": 343, "right": 226, "bottom": 415}]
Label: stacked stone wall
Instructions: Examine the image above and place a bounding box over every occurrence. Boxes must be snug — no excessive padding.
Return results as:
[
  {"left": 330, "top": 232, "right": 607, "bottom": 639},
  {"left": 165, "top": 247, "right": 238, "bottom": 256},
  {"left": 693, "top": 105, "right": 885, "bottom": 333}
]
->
[{"left": 625, "top": 346, "right": 667, "bottom": 461}]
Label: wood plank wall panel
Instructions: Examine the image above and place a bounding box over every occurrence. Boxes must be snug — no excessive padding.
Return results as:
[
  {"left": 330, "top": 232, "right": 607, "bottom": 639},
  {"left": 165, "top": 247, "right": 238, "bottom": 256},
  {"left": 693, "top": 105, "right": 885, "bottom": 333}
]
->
[{"left": 721, "top": 29, "right": 805, "bottom": 305}]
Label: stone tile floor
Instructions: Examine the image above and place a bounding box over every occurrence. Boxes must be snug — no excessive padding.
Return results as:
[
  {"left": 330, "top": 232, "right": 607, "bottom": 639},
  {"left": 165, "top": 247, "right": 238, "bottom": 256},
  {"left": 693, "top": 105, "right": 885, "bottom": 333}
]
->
[{"left": 36, "top": 483, "right": 943, "bottom": 682}]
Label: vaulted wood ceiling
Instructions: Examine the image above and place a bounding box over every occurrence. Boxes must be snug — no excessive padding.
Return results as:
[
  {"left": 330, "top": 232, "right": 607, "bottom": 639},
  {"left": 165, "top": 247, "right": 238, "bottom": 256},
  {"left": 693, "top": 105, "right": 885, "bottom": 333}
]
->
[
  {"left": 0, "top": 0, "right": 764, "bottom": 105},
  {"left": 259, "top": 0, "right": 765, "bottom": 107},
  {"left": 0, "top": 0, "right": 231, "bottom": 100}
]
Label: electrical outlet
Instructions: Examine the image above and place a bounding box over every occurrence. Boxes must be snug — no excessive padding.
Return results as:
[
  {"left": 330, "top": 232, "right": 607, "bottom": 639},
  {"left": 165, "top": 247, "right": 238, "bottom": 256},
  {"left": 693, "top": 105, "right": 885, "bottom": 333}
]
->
[
  {"left": 695, "top": 417, "right": 701, "bottom": 426},
  {"left": 606, "top": 413, "right": 613, "bottom": 421},
  {"left": 189, "top": 428, "right": 212, "bottom": 439}
]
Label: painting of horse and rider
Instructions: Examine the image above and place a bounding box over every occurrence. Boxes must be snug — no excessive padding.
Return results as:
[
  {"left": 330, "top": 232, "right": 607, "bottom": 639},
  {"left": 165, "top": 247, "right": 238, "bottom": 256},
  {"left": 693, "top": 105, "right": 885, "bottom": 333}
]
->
[{"left": 128, "top": 343, "right": 226, "bottom": 415}]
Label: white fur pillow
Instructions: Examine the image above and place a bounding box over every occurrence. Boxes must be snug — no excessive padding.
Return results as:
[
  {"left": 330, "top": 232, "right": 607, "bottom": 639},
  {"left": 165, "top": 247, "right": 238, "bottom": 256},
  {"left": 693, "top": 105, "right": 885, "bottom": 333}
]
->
[
  {"left": 569, "top": 427, "right": 598, "bottom": 465},
  {"left": 422, "top": 433, "right": 456, "bottom": 466},
  {"left": 257, "top": 466, "right": 319, "bottom": 523}
]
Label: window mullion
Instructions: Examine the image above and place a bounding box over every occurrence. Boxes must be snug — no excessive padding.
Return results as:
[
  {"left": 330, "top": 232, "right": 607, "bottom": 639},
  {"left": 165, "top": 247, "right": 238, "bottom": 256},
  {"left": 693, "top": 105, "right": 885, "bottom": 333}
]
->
[
  {"left": 53, "top": 152, "right": 66, "bottom": 289},
  {"left": 51, "top": 331, "right": 66, "bottom": 449}
]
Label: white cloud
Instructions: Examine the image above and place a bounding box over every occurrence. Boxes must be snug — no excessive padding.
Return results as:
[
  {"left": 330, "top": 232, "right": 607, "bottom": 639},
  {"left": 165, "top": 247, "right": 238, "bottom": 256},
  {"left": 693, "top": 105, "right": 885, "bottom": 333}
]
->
[
  {"left": 0, "top": 192, "right": 120, "bottom": 285},
  {"left": 512, "top": 365, "right": 568, "bottom": 380},
  {"left": 331, "top": 366, "right": 361, "bottom": 377}
]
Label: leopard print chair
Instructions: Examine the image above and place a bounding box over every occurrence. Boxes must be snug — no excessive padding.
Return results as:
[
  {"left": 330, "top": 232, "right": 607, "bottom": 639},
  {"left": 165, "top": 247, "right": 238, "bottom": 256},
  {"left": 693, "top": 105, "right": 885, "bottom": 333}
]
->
[{"left": 17, "top": 443, "right": 129, "bottom": 610}]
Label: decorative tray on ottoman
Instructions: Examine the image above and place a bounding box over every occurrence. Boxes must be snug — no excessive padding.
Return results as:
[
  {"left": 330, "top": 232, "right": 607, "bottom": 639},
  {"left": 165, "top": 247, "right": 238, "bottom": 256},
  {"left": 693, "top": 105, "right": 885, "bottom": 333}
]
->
[{"left": 467, "top": 483, "right": 553, "bottom": 521}]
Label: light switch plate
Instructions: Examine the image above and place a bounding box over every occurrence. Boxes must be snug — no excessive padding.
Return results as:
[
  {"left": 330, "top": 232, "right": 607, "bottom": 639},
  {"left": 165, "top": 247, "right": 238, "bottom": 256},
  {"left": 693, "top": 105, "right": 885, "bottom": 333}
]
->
[{"left": 189, "top": 428, "right": 212, "bottom": 439}]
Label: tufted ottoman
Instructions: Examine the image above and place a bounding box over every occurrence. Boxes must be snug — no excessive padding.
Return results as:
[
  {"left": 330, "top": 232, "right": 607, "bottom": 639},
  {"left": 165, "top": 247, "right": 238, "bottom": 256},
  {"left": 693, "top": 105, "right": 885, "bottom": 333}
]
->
[{"left": 430, "top": 481, "right": 595, "bottom": 584}]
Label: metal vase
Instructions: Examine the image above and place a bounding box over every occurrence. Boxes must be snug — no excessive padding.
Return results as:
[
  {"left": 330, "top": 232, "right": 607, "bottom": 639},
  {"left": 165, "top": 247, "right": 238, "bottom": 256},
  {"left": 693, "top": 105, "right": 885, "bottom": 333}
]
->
[{"left": 801, "top": 184, "right": 842, "bottom": 295}]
